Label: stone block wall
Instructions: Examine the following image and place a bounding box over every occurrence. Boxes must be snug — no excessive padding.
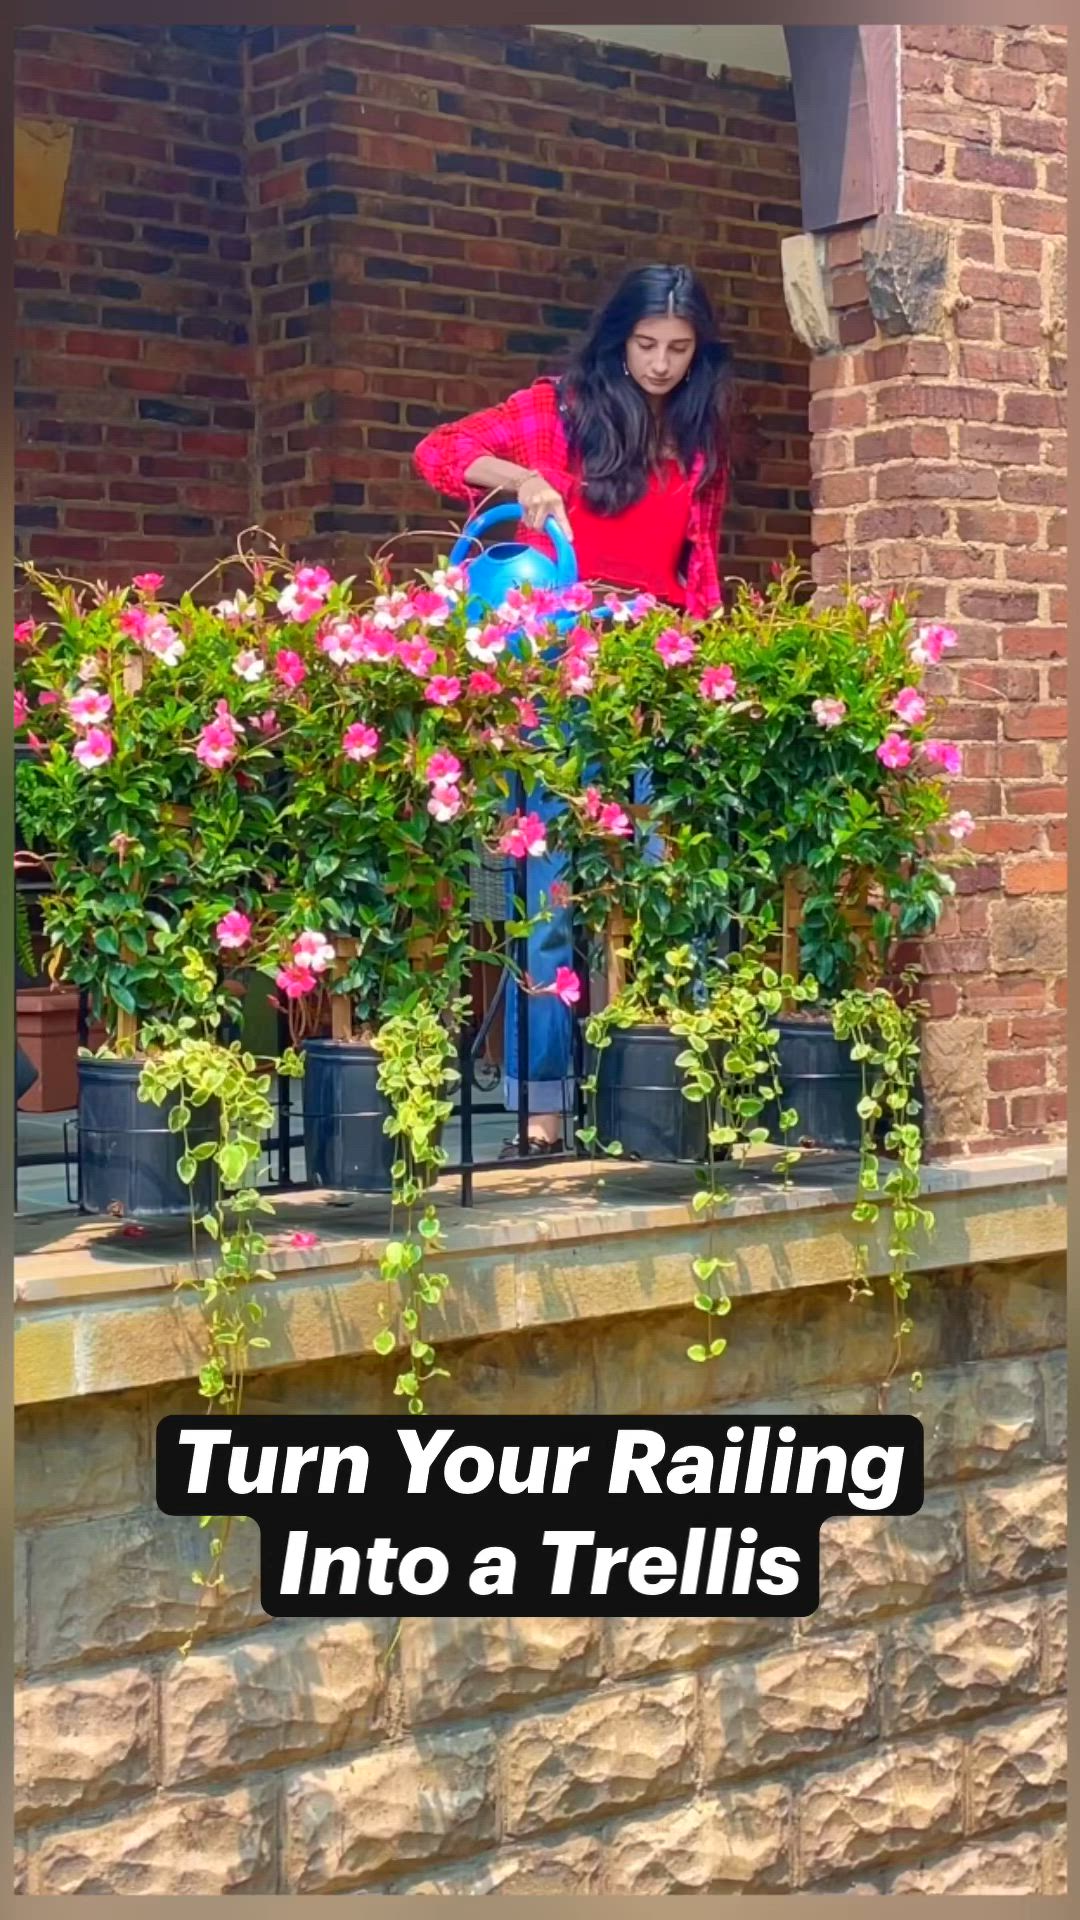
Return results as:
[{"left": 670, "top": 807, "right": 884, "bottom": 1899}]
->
[
  {"left": 14, "top": 1251, "right": 1066, "bottom": 1896},
  {"left": 787, "top": 21, "right": 1067, "bottom": 1154}
]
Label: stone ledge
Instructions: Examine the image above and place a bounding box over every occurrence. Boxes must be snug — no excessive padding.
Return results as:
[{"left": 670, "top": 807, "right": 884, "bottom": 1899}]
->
[{"left": 13, "top": 1146, "right": 1066, "bottom": 1406}]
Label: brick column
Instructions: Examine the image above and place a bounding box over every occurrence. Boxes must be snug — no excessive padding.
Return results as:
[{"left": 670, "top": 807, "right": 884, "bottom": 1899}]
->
[{"left": 782, "top": 23, "right": 1066, "bottom": 1153}]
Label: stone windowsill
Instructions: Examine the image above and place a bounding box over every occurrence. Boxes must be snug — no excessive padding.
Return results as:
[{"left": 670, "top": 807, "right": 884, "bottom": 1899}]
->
[{"left": 13, "top": 1143, "right": 1067, "bottom": 1406}]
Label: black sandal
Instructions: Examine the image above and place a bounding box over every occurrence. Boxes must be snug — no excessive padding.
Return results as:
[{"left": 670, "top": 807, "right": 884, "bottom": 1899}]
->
[{"left": 498, "top": 1133, "right": 565, "bottom": 1160}]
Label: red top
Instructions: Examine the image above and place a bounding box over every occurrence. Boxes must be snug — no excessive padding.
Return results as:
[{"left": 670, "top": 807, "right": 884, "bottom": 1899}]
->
[{"left": 413, "top": 376, "right": 727, "bottom": 617}]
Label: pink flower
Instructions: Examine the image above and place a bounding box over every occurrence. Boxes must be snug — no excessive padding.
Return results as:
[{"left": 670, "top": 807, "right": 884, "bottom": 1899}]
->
[
  {"left": 562, "top": 654, "right": 594, "bottom": 695},
  {"left": 319, "top": 618, "right": 367, "bottom": 667},
  {"left": 858, "top": 593, "right": 886, "bottom": 626},
  {"left": 233, "top": 648, "right": 265, "bottom": 684},
  {"left": 342, "top": 722, "right": 380, "bottom": 762},
  {"left": 604, "top": 590, "right": 657, "bottom": 623},
  {"left": 276, "top": 963, "right": 319, "bottom": 1000},
  {"left": 948, "top": 809, "right": 975, "bottom": 841},
  {"left": 371, "top": 588, "right": 412, "bottom": 631},
  {"left": 408, "top": 588, "right": 451, "bottom": 626},
  {"left": 499, "top": 811, "right": 548, "bottom": 859},
  {"left": 14, "top": 690, "right": 29, "bottom": 729},
  {"left": 467, "top": 669, "right": 500, "bottom": 697},
  {"left": 551, "top": 966, "right": 581, "bottom": 1007},
  {"left": 909, "top": 622, "right": 958, "bottom": 667},
  {"left": 72, "top": 727, "right": 114, "bottom": 769},
  {"left": 424, "top": 675, "right": 461, "bottom": 707},
  {"left": 598, "top": 802, "right": 633, "bottom": 838},
  {"left": 274, "top": 648, "right": 308, "bottom": 689},
  {"left": 14, "top": 619, "right": 36, "bottom": 646},
  {"left": 549, "top": 880, "right": 572, "bottom": 909},
  {"left": 252, "top": 709, "right": 279, "bottom": 736},
  {"left": 397, "top": 638, "right": 438, "bottom": 678},
  {"left": 655, "top": 627, "right": 697, "bottom": 667},
  {"left": 892, "top": 686, "right": 927, "bottom": 727},
  {"left": 213, "top": 698, "right": 244, "bottom": 736},
  {"left": 465, "top": 624, "right": 507, "bottom": 665},
  {"left": 513, "top": 699, "right": 540, "bottom": 729},
  {"left": 288, "top": 1230, "right": 320, "bottom": 1249},
  {"left": 876, "top": 732, "right": 913, "bottom": 770},
  {"left": 119, "top": 605, "right": 149, "bottom": 640},
  {"left": 425, "top": 748, "right": 462, "bottom": 785},
  {"left": 278, "top": 565, "right": 333, "bottom": 622},
  {"left": 132, "top": 572, "right": 164, "bottom": 595},
  {"left": 811, "top": 696, "right": 846, "bottom": 729},
  {"left": 427, "top": 781, "right": 464, "bottom": 823},
  {"left": 583, "top": 786, "right": 603, "bottom": 821},
  {"left": 556, "top": 583, "right": 595, "bottom": 614},
  {"left": 700, "top": 664, "right": 737, "bottom": 703},
  {"left": 67, "top": 687, "right": 113, "bottom": 728},
  {"left": 37, "top": 689, "right": 60, "bottom": 707},
  {"left": 924, "top": 738, "right": 962, "bottom": 776},
  {"left": 196, "top": 721, "right": 240, "bottom": 770},
  {"left": 215, "top": 910, "right": 252, "bottom": 950},
  {"left": 292, "top": 929, "right": 336, "bottom": 975}
]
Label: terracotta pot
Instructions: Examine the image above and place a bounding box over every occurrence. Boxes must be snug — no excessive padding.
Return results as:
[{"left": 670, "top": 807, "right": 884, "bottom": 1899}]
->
[{"left": 16, "top": 987, "right": 81, "bottom": 1112}]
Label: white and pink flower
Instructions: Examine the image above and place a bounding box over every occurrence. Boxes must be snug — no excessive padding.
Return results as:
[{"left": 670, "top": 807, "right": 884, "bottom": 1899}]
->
[
  {"left": 232, "top": 648, "right": 265, "bottom": 684},
  {"left": 892, "top": 686, "right": 927, "bottom": 728},
  {"left": 947, "top": 809, "right": 975, "bottom": 841},
  {"left": 499, "top": 811, "right": 548, "bottom": 859},
  {"left": 141, "top": 612, "right": 184, "bottom": 666},
  {"left": 598, "top": 802, "right": 632, "bottom": 838},
  {"left": 556, "top": 583, "right": 595, "bottom": 615},
  {"left": 318, "top": 618, "right": 367, "bottom": 668},
  {"left": 909, "top": 622, "right": 958, "bottom": 668},
  {"left": 700, "top": 664, "right": 737, "bottom": 703},
  {"left": 396, "top": 637, "right": 438, "bottom": 679},
  {"left": 465, "top": 624, "right": 507, "bottom": 665},
  {"left": 342, "top": 722, "right": 380, "bottom": 762},
  {"left": 655, "top": 627, "right": 697, "bottom": 668},
  {"left": 215, "top": 909, "right": 252, "bottom": 950},
  {"left": 67, "top": 687, "right": 113, "bottom": 728},
  {"left": 876, "top": 732, "right": 913, "bottom": 771},
  {"left": 425, "top": 748, "right": 462, "bottom": 785},
  {"left": 278, "top": 565, "right": 333, "bottom": 623},
  {"left": 811, "top": 696, "right": 846, "bottom": 729},
  {"left": 214, "top": 591, "right": 256, "bottom": 625},
  {"left": 72, "top": 726, "right": 114, "bottom": 770},
  {"left": 292, "top": 929, "right": 335, "bottom": 975},
  {"left": 431, "top": 563, "right": 467, "bottom": 600},
  {"left": 427, "top": 781, "right": 464, "bottom": 823},
  {"left": 857, "top": 593, "right": 887, "bottom": 627}
]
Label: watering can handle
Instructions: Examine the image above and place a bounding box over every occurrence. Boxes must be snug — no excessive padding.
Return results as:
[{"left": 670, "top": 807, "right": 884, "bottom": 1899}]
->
[{"left": 448, "top": 501, "right": 577, "bottom": 587}]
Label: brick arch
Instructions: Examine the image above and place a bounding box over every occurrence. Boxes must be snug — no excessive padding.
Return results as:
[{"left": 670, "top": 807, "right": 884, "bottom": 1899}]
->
[{"left": 784, "top": 26, "right": 901, "bottom": 232}]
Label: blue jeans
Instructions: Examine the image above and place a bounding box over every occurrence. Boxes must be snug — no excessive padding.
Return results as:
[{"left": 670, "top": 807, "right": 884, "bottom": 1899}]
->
[{"left": 503, "top": 767, "right": 655, "bottom": 1122}]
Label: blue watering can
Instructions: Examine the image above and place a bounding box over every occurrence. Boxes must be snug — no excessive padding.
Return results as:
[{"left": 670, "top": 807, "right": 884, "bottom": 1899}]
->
[{"left": 448, "top": 502, "right": 577, "bottom": 632}]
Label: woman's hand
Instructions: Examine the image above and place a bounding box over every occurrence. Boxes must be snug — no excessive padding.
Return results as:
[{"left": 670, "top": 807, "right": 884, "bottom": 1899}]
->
[{"left": 516, "top": 470, "right": 573, "bottom": 542}]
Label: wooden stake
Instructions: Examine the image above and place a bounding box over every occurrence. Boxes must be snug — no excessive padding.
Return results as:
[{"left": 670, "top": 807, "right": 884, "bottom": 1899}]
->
[{"left": 330, "top": 935, "right": 357, "bottom": 1043}]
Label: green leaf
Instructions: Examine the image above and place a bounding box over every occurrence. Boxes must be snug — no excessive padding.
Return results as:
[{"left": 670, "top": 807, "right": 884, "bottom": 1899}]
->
[
  {"left": 372, "top": 1328, "right": 396, "bottom": 1356},
  {"left": 686, "top": 1344, "right": 709, "bottom": 1363}
]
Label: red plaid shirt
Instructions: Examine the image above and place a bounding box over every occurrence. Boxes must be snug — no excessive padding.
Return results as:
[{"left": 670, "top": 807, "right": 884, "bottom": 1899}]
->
[{"left": 414, "top": 376, "right": 727, "bottom": 616}]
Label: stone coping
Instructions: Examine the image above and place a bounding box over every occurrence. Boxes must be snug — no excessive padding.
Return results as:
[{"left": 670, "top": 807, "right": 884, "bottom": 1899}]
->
[{"left": 14, "top": 1143, "right": 1066, "bottom": 1406}]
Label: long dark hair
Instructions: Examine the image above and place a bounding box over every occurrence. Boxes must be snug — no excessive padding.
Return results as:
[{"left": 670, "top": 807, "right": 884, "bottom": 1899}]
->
[{"left": 559, "top": 263, "right": 732, "bottom": 516}]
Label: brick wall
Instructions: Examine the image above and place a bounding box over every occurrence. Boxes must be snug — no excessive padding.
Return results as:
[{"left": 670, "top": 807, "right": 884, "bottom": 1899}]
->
[
  {"left": 14, "top": 1252, "right": 1066, "bottom": 1895},
  {"left": 242, "top": 24, "right": 811, "bottom": 585},
  {"left": 14, "top": 26, "right": 253, "bottom": 580},
  {"left": 800, "top": 22, "right": 1067, "bottom": 1152}
]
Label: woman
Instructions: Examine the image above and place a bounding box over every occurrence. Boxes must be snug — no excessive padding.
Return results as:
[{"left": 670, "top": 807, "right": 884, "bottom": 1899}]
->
[{"left": 414, "top": 262, "right": 732, "bottom": 1150}]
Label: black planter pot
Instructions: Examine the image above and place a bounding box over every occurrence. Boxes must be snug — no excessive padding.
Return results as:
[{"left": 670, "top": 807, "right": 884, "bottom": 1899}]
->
[
  {"left": 594, "top": 1024, "right": 717, "bottom": 1165},
  {"left": 302, "top": 1038, "right": 444, "bottom": 1194},
  {"left": 77, "top": 1057, "right": 218, "bottom": 1219},
  {"left": 767, "top": 1018, "right": 865, "bottom": 1151}
]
